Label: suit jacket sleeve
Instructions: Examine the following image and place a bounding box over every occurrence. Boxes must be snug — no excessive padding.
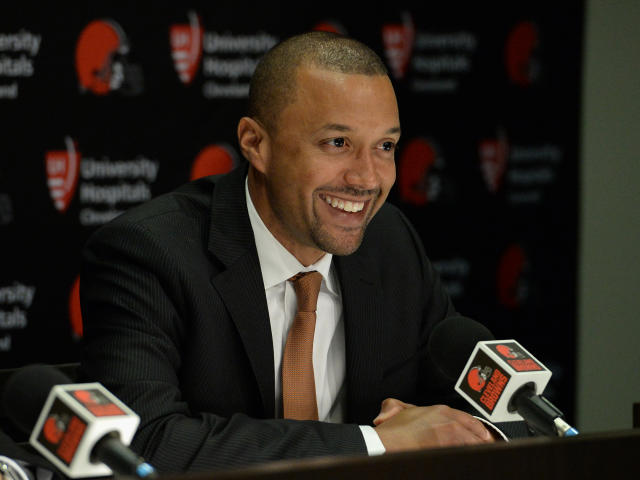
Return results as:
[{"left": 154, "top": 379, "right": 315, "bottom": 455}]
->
[{"left": 79, "top": 215, "right": 366, "bottom": 474}]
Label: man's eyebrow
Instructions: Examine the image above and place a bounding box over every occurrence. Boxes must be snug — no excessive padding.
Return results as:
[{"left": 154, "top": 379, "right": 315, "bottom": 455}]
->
[
  {"left": 317, "top": 124, "right": 402, "bottom": 135},
  {"left": 318, "top": 123, "right": 352, "bottom": 133}
]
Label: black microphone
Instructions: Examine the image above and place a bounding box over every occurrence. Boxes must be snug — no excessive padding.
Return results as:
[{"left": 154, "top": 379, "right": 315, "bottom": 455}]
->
[
  {"left": 2, "top": 364, "right": 157, "bottom": 478},
  {"left": 427, "top": 315, "right": 496, "bottom": 383}
]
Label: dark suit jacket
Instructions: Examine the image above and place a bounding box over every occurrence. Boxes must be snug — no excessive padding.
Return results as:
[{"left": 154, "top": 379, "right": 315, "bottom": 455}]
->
[{"left": 79, "top": 165, "right": 457, "bottom": 472}]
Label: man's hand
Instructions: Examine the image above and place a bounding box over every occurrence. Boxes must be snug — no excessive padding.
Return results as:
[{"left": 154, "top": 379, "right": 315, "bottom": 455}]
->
[
  {"left": 373, "top": 398, "right": 416, "bottom": 425},
  {"left": 373, "top": 400, "right": 494, "bottom": 452}
]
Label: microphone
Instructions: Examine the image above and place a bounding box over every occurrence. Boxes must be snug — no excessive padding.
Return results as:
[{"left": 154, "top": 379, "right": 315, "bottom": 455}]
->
[
  {"left": 427, "top": 315, "right": 496, "bottom": 383},
  {"left": 452, "top": 339, "right": 579, "bottom": 437},
  {"left": 1, "top": 364, "right": 157, "bottom": 478}
]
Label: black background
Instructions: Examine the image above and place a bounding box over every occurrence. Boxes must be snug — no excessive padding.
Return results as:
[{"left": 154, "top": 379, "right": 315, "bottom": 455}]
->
[{"left": 0, "top": 2, "right": 584, "bottom": 423}]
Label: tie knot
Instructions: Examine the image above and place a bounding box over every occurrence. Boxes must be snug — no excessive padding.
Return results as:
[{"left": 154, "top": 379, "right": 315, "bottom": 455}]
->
[{"left": 289, "top": 271, "right": 322, "bottom": 313}]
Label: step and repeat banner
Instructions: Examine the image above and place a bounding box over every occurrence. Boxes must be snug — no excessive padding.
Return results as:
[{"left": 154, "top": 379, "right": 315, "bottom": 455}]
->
[{"left": 0, "top": 3, "right": 583, "bottom": 420}]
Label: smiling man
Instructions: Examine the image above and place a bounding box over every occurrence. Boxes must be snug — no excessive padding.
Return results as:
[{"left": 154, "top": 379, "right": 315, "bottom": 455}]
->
[
  {"left": 79, "top": 31, "right": 493, "bottom": 473},
  {"left": 239, "top": 64, "right": 399, "bottom": 264}
]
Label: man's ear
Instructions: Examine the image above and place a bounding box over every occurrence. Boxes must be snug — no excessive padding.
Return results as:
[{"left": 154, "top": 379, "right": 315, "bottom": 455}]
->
[{"left": 237, "top": 117, "right": 270, "bottom": 174}]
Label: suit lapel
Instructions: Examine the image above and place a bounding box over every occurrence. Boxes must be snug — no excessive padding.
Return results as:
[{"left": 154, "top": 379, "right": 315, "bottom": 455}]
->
[
  {"left": 207, "top": 166, "right": 275, "bottom": 418},
  {"left": 335, "top": 251, "right": 385, "bottom": 424},
  {"left": 203, "top": 166, "right": 386, "bottom": 422}
]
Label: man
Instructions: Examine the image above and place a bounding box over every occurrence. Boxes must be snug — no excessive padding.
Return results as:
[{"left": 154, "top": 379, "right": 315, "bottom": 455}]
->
[{"left": 79, "top": 31, "right": 494, "bottom": 473}]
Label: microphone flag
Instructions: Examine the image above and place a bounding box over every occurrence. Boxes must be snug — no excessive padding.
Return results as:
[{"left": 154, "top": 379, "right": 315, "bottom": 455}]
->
[
  {"left": 455, "top": 340, "right": 551, "bottom": 423},
  {"left": 30, "top": 383, "right": 139, "bottom": 478}
]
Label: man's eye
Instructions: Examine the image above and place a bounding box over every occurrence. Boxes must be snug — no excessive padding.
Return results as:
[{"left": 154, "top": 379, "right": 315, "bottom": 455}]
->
[
  {"left": 381, "top": 141, "right": 395, "bottom": 152},
  {"left": 330, "top": 137, "right": 345, "bottom": 148}
]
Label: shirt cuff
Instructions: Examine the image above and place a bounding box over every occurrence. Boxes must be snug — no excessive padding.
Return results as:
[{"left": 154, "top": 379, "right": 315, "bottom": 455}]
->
[{"left": 358, "top": 425, "right": 386, "bottom": 456}]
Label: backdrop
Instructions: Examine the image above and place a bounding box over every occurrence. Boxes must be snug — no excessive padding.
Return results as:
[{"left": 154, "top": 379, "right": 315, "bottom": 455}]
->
[{"left": 0, "top": 3, "right": 584, "bottom": 422}]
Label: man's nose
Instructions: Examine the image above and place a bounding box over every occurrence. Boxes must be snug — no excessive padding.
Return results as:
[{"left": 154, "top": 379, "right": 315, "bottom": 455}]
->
[{"left": 344, "top": 147, "right": 378, "bottom": 188}]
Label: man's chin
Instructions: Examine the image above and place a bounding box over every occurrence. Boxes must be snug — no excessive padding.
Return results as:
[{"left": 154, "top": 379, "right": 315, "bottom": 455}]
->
[{"left": 313, "top": 228, "right": 366, "bottom": 256}]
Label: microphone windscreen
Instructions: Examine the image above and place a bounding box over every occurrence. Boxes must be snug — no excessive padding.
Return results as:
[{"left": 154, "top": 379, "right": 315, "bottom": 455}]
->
[
  {"left": 427, "top": 316, "right": 495, "bottom": 381},
  {"left": 2, "top": 364, "right": 72, "bottom": 435}
]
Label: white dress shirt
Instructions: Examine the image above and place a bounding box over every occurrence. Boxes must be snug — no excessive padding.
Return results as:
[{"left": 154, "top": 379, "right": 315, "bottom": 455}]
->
[{"left": 245, "top": 179, "right": 385, "bottom": 455}]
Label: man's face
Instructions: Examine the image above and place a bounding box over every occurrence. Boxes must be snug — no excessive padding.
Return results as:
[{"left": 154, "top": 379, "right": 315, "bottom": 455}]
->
[{"left": 255, "top": 66, "right": 400, "bottom": 265}]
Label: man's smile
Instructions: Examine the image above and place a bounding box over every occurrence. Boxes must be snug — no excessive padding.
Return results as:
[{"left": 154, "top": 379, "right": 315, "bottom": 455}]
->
[
  {"left": 321, "top": 193, "right": 365, "bottom": 213},
  {"left": 315, "top": 192, "right": 379, "bottom": 232}
]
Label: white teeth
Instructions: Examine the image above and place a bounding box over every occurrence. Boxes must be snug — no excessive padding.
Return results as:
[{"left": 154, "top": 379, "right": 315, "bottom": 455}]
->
[{"left": 324, "top": 195, "right": 364, "bottom": 213}]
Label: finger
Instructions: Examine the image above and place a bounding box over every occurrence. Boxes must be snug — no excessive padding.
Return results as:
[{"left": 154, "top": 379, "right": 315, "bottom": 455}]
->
[
  {"left": 461, "top": 416, "right": 494, "bottom": 442},
  {"left": 373, "top": 398, "right": 408, "bottom": 425},
  {"left": 445, "top": 420, "right": 495, "bottom": 447},
  {"left": 373, "top": 404, "right": 405, "bottom": 425},
  {"left": 444, "top": 408, "right": 494, "bottom": 442},
  {"left": 473, "top": 416, "right": 508, "bottom": 441},
  {"left": 373, "top": 398, "right": 415, "bottom": 425}
]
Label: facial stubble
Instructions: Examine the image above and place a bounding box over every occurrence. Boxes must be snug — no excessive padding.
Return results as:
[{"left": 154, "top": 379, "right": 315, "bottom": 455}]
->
[{"left": 309, "top": 188, "right": 383, "bottom": 256}]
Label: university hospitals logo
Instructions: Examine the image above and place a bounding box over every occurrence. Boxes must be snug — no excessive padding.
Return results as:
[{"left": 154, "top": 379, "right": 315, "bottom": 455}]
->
[
  {"left": 381, "top": 12, "right": 415, "bottom": 80},
  {"left": 170, "top": 10, "right": 203, "bottom": 85},
  {"left": 0, "top": 282, "right": 35, "bottom": 354},
  {"left": 409, "top": 29, "right": 477, "bottom": 93},
  {"left": 478, "top": 127, "right": 562, "bottom": 205},
  {"left": 505, "top": 21, "right": 540, "bottom": 87},
  {"left": 497, "top": 244, "right": 529, "bottom": 309},
  {"left": 75, "top": 19, "right": 143, "bottom": 95},
  {"left": 46, "top": 136, "right": 80, "bottom": 213},
  {"left": 0, "top": 29, "right": 41, "bottom": 100},
  {"left": 478, "top": 132, "right": 509, "bottom": 193},
  {"left": 68, "top": 275, "right": 82, "bottom": 339},
  {"left": 167, "top": 13, "right": 277, "bottom": 99},
  {"left": 45, "top": 137, "right": 160, "bottom": 225}
]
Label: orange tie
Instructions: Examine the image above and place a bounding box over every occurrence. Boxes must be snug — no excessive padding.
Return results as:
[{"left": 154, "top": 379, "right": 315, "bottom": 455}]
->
[{"left": 282, "top": 271, "right": 323, "bottom": 420}]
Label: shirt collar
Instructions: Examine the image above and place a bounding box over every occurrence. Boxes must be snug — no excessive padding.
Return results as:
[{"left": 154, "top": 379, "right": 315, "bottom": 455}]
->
[{"left": 245, "top": 177, "right": 337, "bottom": 293}]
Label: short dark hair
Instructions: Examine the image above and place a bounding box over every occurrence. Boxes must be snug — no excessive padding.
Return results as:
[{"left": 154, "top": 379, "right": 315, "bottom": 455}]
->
[{"left": 247, "top": 31, "right": 389, "bottom": 133}]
